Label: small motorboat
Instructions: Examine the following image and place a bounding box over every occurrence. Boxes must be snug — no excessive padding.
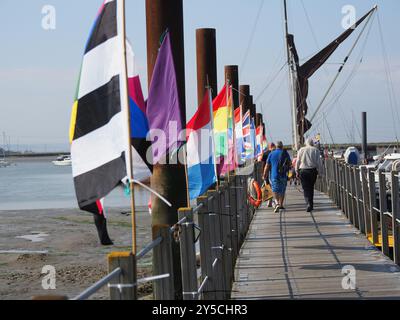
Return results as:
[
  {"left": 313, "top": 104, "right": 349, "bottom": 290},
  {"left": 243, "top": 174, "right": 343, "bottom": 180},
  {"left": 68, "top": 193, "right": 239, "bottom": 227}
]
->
[
  {"left": 52, "top": 155, "right": 72, "bottom": 166},
  {"left": 0, "top": 159, "right": 10, "bottom": 168}
]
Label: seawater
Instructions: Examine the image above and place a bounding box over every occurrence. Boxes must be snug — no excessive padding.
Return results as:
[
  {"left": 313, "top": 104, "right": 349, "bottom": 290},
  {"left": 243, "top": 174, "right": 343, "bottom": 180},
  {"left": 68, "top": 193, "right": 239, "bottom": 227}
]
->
[{"left": 0, "top": 158, "right": 149, "bottom": 210}]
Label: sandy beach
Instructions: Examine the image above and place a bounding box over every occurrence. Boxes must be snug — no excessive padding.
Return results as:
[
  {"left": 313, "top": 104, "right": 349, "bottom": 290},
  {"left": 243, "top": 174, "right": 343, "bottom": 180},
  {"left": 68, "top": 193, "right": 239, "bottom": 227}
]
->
[{"left": 0, "top": 208, "right": 153, "bottom": 300}]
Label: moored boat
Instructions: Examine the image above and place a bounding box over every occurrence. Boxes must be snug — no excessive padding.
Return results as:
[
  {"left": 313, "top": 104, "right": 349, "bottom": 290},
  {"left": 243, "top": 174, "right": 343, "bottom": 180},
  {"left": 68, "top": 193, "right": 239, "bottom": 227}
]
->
[{"left": 52, "top": 155, "right": 72, "bottom": 166}]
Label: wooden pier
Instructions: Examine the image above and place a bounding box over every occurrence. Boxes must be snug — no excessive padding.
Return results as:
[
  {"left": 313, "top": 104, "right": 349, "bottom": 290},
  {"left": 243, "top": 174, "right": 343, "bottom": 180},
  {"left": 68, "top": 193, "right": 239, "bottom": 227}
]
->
[{"left": 232, "top": 187, "right": 400, "bottom": 300}]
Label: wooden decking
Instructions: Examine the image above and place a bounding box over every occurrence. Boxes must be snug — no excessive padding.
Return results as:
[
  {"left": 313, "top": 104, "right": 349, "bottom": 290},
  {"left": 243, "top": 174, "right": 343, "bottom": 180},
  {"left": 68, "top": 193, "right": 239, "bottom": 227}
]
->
[{"left": 232, "top": 187, "right": 400, "bottom": 300}]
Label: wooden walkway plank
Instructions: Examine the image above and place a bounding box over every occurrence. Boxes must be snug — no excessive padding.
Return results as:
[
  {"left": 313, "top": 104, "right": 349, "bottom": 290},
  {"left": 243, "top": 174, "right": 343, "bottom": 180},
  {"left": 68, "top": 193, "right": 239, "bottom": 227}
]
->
[{"left": 232, "top": 187, "right": 400, "bottom": 300}]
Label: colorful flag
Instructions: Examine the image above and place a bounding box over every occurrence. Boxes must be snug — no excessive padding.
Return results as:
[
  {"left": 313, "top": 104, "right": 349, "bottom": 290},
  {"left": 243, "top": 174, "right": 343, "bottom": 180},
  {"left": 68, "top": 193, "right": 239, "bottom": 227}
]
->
[
  {"left": 147, "top": 32, "right": 184, "bottom": 164},
  {"left": 250, "top": 119, "right": 256, "bottom": 160},
  {"left": 212, "top": 84, "right": 229, "bottom": 160},
  {"left": 187, "top": 89, "right": 217, "bottom": 199},
  {"left": 256, "top": 126, "right": 263, "bottom": 158},
  {"left": 234, "top": 106, "right": 244, "bottom": 165},
  {"left": 242, "top": 110, "right": 253, "bottom": 160},
  {"left": 70, "top": 0, "right": 131, "bottom": 212},
  {"left": 127, "top": 40, "right": 153, "bottom": 181},
  {"left": 219, "top": 86, "right": 237, "bottom": 175}
]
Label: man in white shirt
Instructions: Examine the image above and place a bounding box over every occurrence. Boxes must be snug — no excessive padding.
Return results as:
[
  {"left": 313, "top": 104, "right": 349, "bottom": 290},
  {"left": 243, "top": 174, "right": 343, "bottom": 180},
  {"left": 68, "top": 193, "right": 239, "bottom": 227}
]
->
[{"left": 296, "top": 138, "right": 323, "bottom": 212}]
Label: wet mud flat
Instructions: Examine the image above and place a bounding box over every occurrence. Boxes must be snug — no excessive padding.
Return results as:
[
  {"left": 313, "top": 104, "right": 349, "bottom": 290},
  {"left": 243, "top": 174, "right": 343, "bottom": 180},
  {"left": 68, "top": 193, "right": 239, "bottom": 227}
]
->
[{"left": 0, "top": 208, "right": 153, "bottom": 300}]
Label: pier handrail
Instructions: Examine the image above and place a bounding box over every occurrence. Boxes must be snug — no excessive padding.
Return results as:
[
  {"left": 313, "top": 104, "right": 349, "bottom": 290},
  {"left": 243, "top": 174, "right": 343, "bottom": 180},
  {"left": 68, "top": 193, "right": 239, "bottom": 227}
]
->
[
  {"left": 316, "top": 158, "right": 400, "bottom": 266},
  {"left": 69, "top": 162, "right": 263, "bottom": 301},
  {"left": 72, "top": 267, "right": 122, "bottom": 300}
]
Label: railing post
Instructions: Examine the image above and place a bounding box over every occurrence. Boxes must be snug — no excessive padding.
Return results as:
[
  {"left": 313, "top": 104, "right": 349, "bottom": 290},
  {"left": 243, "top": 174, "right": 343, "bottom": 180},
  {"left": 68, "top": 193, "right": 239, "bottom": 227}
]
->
[
  {"left": 108, "top": 252, "right": 137, "bottom": 300},
  {"left": 208, "top": 190, "right": 226, "bottom": 300},
  {"left": 391, "top": 171, "right": 400, "bottom": 266},
  {"left": 152, "top": 227, "right": 176, "bottom": 300},
  {"left": 239, "top": 175, "right": 247, "bottom": 246},
  {"left": 368, "top": 168, "right": 379, "bottom": 244},
  {"left": 354, "top": 167, "right": 363, "bottom": 231},
  {"left": 348, "top": 166, "right": 355, "bottom": 224},
  {"left": 219, "top": 183, "right": 233, "bottom": 298},
  {"left": 378, "top": 170, "right": 390, "bottom": 256},
  {"left": 229, "top": 175, "right": 239, "bottom": 268},
  {"left": 241, "top": 177, "right": 249, "bottom": 239},
  {"left": 334, "top": 160, "right": 340, "bottom": 207},
  {"left": 197, "top": 196, "right": 216, "bottom": 300},
  {"left": 349, "top": 167, "right": 357, "bottom": 227},
  {"left": 338, "top": 162, "right": 343, "bottom": 210},
  {"left": 341, "top": 163, "right": 346, "bottom": 212},
  {"left": 344, "top": 166, "right": 351, "bottom": 220},
  {"left": 361, "top": 166, "right": 372, "bottom": 236},
  {"left": 325, "top": 159, "right": 329, "bottom": 195},
  {"left": 179, "top": 208, "right": 199, "bottom": 300},
  {"left": 235, "top": 176, "right": 243, "bottom": 247}
]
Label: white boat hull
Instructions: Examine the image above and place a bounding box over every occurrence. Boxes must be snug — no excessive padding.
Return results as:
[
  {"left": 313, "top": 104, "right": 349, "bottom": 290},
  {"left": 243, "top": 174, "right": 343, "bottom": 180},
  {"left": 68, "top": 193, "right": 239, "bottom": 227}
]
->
[{"left": 52, "top": 160, "right": 72, "bottom": 166}]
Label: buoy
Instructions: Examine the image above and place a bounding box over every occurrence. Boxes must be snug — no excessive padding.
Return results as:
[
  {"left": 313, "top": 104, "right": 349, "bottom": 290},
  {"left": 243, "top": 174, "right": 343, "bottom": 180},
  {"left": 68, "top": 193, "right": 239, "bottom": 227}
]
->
[{"left": 248, "top": 179, "right": 262, "bottom": 209}]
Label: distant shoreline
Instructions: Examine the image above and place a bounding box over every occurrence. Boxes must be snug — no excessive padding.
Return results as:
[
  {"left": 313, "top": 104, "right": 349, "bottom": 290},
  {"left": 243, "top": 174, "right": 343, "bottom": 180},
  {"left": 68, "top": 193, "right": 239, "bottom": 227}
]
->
[{"left": 7, "top": 153, "right": 69, "bottom": 160}]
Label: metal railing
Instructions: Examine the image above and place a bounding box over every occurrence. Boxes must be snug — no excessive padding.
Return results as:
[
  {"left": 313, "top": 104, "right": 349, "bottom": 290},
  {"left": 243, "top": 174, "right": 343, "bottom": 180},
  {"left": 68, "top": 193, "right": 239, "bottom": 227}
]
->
[
  {"left": 71, "top": 162, "right": 262, "bottom": 300},
  {"left": 316, "top": 158, "right": 400, "bottom": 266},
  {"left": 178, "top": 162, "right": 263, "bottom": 300}
]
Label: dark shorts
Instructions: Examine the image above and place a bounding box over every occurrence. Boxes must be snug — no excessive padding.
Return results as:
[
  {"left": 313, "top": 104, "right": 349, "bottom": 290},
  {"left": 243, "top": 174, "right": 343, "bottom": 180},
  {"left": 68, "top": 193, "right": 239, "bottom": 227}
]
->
[{"left": 271, "top": 177, "right": 288, "bottom": 195}]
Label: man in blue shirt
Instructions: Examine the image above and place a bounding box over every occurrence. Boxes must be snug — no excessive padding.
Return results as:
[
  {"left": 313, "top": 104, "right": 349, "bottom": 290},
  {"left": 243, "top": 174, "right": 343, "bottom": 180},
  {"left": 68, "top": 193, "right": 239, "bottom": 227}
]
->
[{"left": 263, "top": 141, "right": 291, "bottom": 213}]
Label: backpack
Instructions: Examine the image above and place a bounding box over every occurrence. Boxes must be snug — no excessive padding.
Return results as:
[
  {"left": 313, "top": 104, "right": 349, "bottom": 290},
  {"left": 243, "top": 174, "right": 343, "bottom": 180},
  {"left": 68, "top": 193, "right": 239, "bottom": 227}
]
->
[{"left": 278, "top": 150, "right": 291, "bottom": 176}]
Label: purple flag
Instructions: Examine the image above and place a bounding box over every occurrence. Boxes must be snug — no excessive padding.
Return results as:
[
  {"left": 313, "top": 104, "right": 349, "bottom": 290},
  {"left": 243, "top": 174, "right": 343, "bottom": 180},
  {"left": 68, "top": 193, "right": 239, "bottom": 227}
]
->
[{"left": 146, "top": 32, "right": 184, "bottom": 164}]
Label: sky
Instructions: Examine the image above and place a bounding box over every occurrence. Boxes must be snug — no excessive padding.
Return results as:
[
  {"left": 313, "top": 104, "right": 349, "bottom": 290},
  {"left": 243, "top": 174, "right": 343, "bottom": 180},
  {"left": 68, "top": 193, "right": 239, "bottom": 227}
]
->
[{"left": 0, "top": 0, "right": 399, "bottom": 152}]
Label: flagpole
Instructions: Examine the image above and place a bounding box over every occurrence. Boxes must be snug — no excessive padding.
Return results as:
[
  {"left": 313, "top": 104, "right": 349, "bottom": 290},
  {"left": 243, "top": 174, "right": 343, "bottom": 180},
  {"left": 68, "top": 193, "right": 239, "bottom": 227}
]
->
[
  {"left": 183, "top": 144, "right": 190, "bottom": 208},
  {"left": 120, "top": 0, "right": 138, "bottom": 255},
  {"left": 225, "top": 79, "right": 231, "bottom": 184},
  {"left": 207, "top": 76, "right": 219, "bottom": 192}
]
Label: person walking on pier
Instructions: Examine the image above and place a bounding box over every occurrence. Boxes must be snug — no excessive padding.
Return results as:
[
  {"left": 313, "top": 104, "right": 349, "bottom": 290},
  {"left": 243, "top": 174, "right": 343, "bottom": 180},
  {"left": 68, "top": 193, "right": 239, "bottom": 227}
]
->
[
  {"left": 263, "top": 141, "right": 291, "bottom": 213},
  {"left": 296, "top": 138, "right": 323, "bottom": 212},
  {"left": 262, "top": 143, "right": 276, "bottom": 208}
]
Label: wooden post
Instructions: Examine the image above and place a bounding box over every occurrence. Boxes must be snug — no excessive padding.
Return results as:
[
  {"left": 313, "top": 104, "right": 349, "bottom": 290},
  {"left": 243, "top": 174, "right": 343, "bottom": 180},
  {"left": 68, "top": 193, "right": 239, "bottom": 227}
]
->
[
  {"left": 350, "top": 167, "right": 359, "bottom": 228},
  {"left": 208, "top": 190, "right": 226, "bottom": 300},
  {"left": 179, "top": 208, "right": 199, "bottom": 300},
  {"left": 362, "top": 112, "right": 368, "bottom": 161},
  {"left": 145, "top": 0, "right": 186, "bottom": 300},
  {"left": 225, "top": 65, "right": 239, "bottom": 109},
  {"left": 354, "top": 167, "right": 364, "bottom": 233},
  {"left": 220, "top": 184, "right": 233, "bottom": 298},
  {"left": 338, "top": 162, "right": 343, "bottom": 210},
  {"left": 238, "top": 175, "right": 246, "bottom": 244},
  {"left": 248, "top": 96, "right": 254, "bottom": 119},
  {"left": 251, "top": 104, "right": 256, "bottom": 122},
  {"left": 230, "top": 175, "right": 239, "bottom": 264},
  {"left": 361, "top": 166, "right": 372, "bottom": 235},
  {"left": 345, "top": 166, "right": 351, "bottom": 221},
  {"left": 239, "top": 85, "right": 250, "bottom": 115},
  {"left": 256, "top": 114, "right": 262, "bottom": 127},
  {"left": 368, "top": 169, "right": 379, "bottom": 244},
  {"left": 197, "top": 196, "right": 216, "bottom": 300},
  {"left": 378, "top": 170, "right": 390, "bottom": 256},
  {"left": 224, "top": 65, "right": 239, "bottom": 270},
  {"left": 108, "top": 252, "right": 137, "bottom": 300},
  {"left": 196, "top": 28, "right": 218, "bottom": 104}
]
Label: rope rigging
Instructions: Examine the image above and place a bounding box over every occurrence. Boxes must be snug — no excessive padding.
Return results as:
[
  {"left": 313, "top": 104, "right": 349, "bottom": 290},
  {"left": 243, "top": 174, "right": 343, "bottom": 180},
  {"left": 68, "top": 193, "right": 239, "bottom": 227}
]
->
[
  {"left": 309, "top": 6, "right": 378, "bottom": 123},
  {"left": 377, "top": 11, "right": 400, "bottom": 144},
  {"left": 300, "top": 0, "right": 357, "bottom": 144},
  {"left": 240, "top": 0, "right": 265, "bottom": 76},
  {"left": 309, "top": 10, "right": 377, "bottom": 141}
]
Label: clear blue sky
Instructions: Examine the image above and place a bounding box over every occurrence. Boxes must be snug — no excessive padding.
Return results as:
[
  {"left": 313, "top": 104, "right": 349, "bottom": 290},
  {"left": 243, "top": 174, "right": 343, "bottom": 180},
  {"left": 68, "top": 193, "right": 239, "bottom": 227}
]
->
[{"left": 0, "top": 0, "right": 399, "bottom": 151}]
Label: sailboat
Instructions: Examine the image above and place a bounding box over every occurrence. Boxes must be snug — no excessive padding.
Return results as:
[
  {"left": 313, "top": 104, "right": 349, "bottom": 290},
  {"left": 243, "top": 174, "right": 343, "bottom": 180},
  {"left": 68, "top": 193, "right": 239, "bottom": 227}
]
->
[
  {"left": 283, "top": 0, "right": 377, "bottom": 151},
  {"left": 0, "top": 148, "right": 10, "bottom": 168}
]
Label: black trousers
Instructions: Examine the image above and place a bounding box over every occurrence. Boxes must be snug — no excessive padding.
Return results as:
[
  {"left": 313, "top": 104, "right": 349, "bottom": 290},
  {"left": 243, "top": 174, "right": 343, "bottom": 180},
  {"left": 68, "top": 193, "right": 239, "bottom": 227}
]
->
[{"left": 299, "top": 168, "right": 318, "bottom": 209}]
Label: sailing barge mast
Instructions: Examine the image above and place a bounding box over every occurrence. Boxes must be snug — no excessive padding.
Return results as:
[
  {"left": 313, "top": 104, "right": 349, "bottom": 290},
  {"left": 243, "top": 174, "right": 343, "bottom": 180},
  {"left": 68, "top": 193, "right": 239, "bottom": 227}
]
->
[{"left": 283, "top": 0, "right": 377, "bottom": 151}]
